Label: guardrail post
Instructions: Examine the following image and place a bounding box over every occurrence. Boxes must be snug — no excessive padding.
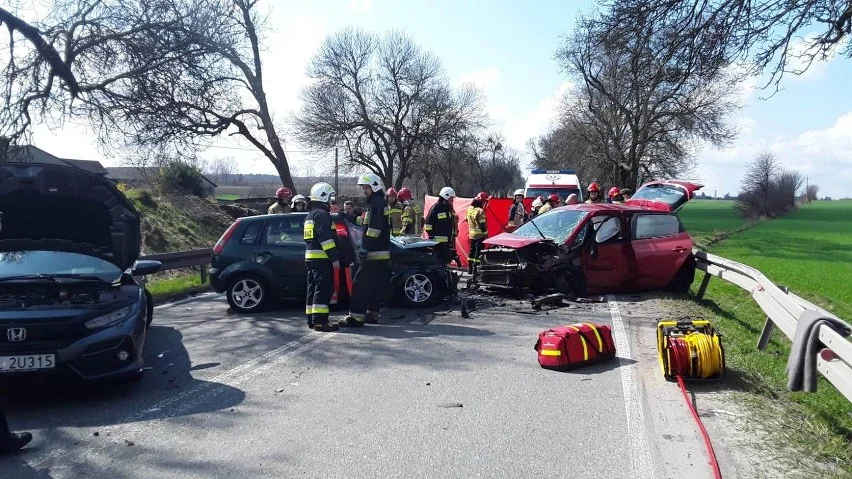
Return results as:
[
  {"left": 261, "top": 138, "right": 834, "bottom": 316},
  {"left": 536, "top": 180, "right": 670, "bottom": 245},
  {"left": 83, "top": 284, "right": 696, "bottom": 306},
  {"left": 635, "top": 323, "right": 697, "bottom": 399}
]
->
[
  {"left": 200, "top": 264, "right": 208, "bottom": 284},
  {"left": 695, "top": 271, "right": 712, "bottom": 301},
  {"left": 757, "top": 316, "right": 776, "bottom": 351}
]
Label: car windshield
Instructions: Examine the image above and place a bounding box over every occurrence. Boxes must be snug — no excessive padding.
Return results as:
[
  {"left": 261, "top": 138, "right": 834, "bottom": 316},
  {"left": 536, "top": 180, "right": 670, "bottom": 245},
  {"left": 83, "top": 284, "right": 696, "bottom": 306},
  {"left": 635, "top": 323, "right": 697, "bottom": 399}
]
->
[
  {"left": 631, "top": 184, "right": 686, "bottom": 205},
  {"left": 0, "top": 251, "right": 122, "bottom": 282},
  {"left": 526, "top": 187, "right": 582, "bottom": 202},
  {"left": 512, "top": 209, "right": 588, "bottom": 244}
]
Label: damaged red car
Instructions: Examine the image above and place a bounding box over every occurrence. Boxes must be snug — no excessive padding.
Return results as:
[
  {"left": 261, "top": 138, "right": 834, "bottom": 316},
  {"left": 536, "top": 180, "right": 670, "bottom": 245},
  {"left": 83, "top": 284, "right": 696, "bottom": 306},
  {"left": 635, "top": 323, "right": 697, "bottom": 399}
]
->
[{"left": 476, "top": 181, "right": 701, "bottom": 296}]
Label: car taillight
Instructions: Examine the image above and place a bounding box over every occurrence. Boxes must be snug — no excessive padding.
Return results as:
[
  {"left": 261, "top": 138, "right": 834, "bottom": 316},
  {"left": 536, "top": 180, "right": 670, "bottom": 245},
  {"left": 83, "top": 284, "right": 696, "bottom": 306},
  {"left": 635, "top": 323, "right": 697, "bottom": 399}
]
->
[{"left": 213, "top": 219, "right": 241, "bottom": 255}]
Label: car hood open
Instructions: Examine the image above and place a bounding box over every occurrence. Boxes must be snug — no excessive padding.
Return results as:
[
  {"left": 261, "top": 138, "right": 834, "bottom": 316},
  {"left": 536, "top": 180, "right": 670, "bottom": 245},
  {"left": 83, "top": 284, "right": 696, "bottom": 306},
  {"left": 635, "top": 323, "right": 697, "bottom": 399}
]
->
[
  {"left": 0, "top": 162, "right": 141, "bottom": 271},
  {"left": 484, "top": 233, "right": 545, "bottom": 249}
]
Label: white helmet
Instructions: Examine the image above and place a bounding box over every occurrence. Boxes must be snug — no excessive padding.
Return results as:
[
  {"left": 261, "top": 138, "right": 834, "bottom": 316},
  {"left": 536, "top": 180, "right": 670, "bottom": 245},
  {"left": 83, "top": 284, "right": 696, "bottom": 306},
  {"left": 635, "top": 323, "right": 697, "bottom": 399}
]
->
[
  {"left": 439, "top": 186, "right": 456, "bottom": 200},
  {"left": 291, "top": 194, "right": 307, "bottom": 206},
  {"left": 357, "top": 173, "right": 384, "bottom": 193},
  {"left": 513, "top": 189, "right": 524, "bottom": 197},
  {"left": 309, "top": 182, "right": 335, "bottom": 203}
]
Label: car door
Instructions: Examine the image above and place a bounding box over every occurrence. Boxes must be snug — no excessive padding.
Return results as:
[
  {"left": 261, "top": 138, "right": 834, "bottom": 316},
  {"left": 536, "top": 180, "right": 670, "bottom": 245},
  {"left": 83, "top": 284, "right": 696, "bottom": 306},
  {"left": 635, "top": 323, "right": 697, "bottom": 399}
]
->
[
  {"left": 630, "top": 213, "right": 692, "bottom": 288},
  {"left": 581, "top": 214, "right": 634, "bottom": 290},
  {"left": 257, "top": 215, "right": 308, "bottom": 294}
]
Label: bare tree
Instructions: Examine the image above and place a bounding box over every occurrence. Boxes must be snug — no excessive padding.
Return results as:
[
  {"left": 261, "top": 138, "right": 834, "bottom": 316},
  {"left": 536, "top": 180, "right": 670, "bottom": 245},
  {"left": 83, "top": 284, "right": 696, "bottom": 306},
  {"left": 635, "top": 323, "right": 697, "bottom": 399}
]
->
[
  {"left": 295, "top": 28, "right": 486, "bottom": 189},
  {"left": 205, "top": 156, "right": 237, "bottom": 184},
  {"left": 737, "top": 151, "right": 803, "bottom": 218},
  {"left": 1, "top": 1, "right": 297, "bottom": 189},
  {"left": 807, "top": 184, "right": 820, "bottom": 201},
  {"left": 602, "top": 0, "right": 852, "bottom": 91},
  {"left": 554, "top": 4, "right": 738, "bottom": 189}
]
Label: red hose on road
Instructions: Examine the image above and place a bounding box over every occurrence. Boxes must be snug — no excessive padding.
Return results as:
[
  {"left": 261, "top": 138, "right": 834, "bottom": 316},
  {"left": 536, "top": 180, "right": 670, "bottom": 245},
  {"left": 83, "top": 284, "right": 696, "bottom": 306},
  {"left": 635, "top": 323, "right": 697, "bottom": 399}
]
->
[{"left": 677, "top": 374, "right": 723, "bottom": 479}]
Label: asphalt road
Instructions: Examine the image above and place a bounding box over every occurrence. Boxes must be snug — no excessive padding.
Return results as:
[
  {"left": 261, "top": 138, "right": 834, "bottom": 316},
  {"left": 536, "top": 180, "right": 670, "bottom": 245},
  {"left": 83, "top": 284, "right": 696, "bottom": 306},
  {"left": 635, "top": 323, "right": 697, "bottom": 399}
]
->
[{"left": 1, "top": 291, "right": 728, "bottom": 478}]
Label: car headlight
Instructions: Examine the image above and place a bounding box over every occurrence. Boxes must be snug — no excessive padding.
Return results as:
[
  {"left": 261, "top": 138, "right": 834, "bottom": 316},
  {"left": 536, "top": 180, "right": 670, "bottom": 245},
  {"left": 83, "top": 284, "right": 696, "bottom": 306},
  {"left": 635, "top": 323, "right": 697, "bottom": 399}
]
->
[{"left": 85, "top": 306, "right": 132, "bottom": 330}]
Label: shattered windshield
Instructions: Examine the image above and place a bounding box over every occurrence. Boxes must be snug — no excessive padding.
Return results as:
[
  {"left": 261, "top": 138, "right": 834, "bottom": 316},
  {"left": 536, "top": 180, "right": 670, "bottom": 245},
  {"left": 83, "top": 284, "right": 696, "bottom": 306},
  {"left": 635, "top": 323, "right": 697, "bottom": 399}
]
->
[{"left": 512, "top": 209, "right": 588, "bottom": 244}]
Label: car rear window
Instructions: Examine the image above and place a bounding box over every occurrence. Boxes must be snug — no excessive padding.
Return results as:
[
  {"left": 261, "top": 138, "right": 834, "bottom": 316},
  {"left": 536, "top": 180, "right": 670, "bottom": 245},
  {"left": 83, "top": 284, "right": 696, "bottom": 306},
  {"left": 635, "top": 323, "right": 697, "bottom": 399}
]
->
[
  {"left": 238, "top": 223, "right": 262, "bottom": 245},
  {"left": 633, "top": 214, "right": 682, "bottom": 239}
]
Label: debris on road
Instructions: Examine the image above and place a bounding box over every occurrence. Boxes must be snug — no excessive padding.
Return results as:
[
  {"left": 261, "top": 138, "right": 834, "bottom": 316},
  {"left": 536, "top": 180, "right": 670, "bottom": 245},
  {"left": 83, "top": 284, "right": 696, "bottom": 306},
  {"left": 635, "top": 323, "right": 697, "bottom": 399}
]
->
[
  {"left": 93, "top": 432, "right": 100, "bottom": 437},
  {"left": 275, "top": 388, "right": 285, "bottom": 393},
  {"left": 125, "top": 440, "right": 135, "bottom": 447},
  {"left": 438, "top": 403, "right": 463, "bottom": 408}
]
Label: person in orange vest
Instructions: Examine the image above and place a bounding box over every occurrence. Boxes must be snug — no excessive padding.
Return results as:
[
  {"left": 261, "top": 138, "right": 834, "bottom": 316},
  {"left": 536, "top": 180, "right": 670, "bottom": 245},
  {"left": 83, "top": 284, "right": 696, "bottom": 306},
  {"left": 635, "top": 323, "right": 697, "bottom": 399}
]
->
[
  {"left": 465, "top": 191, "right": 490, "bottom": 274},
  {"left": 585, "top": 182, "right": 604, "bottom": 204},
  {"left": 398, "top": 187, "right": 423, "bottom": 235},
  {"left": 386, "top": 187, "right": 403, "bottom": 236}
]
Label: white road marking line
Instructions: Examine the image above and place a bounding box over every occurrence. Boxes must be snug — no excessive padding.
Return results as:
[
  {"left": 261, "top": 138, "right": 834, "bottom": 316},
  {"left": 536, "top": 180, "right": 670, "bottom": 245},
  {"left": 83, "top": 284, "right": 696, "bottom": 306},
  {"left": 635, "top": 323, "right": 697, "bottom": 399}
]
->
[
  {"left": 29, "top": 331, "right": 334, "bottom": 469},
  {"left": 608, "top": 295, "right": 656, "bottom": 479}
]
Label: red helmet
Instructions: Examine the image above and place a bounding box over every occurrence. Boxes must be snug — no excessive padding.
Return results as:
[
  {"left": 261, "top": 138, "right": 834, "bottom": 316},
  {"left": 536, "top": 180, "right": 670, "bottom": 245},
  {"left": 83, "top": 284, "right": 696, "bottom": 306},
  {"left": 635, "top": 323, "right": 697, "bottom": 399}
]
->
[
  {"left": 398, "top": 187, "right": 413, "bottom": 202},
  {"left": 276, "top": 187, "right": 292, "bottom": 199},
  {"left": 548, "top": 193, "right": 560, "bottom": 203},
  {"left": 608, "top": 187, "right": 621, "bottom": 198},
  {"left": 587, "top": 182, "right": 601, "bottom": 193},
  {"left": 386, "top": 187, "right": 398, "bottom": 197},
  {"left": 474, "top": 191, "right": 490, "bottom": 202}
]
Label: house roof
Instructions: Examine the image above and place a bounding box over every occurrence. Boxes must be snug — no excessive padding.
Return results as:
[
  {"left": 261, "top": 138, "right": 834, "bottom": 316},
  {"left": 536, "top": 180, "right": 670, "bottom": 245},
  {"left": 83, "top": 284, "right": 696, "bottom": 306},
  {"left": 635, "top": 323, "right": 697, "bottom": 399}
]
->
[
  {"left": 3, "top": 145, "right": 108, "bottom": 175},
  {"left": 105, "top": 166, "right": 218, "bottom": 187}
]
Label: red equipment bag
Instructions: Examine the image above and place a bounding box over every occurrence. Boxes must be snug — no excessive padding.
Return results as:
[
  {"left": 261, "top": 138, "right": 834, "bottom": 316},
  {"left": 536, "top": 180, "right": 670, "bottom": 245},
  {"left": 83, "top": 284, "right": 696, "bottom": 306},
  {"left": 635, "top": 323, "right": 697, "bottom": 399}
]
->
[{"left": 534, "top": 323, "right": 616, "bottom": 370}]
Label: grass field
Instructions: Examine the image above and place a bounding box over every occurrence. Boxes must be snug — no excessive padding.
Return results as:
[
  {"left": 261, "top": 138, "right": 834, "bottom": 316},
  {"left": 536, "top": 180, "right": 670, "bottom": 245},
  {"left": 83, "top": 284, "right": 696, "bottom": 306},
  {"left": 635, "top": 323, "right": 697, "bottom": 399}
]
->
[
  {"left": 215, "top": 194, "right": 241, "bottom": 200},
  {"left": 670, "top": 199, "right": 852, "bottom": 474},
  {"left": 147, "top": 273, "right": 206, "bottom": 302}
]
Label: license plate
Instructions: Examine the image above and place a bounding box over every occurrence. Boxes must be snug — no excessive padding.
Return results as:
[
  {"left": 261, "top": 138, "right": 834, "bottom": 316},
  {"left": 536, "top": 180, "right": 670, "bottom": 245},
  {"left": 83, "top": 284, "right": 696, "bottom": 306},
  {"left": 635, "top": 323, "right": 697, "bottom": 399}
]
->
[{"left": 0, "top": 354, "right": 56, "bottom": 372}]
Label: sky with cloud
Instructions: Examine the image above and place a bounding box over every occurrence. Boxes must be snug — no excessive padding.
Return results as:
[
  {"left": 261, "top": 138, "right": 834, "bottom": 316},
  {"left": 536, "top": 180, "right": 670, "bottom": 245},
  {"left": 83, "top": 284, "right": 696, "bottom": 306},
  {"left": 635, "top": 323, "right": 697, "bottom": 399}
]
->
[{"left": 24, "top": 0, "right": 852, "bottom": 198}]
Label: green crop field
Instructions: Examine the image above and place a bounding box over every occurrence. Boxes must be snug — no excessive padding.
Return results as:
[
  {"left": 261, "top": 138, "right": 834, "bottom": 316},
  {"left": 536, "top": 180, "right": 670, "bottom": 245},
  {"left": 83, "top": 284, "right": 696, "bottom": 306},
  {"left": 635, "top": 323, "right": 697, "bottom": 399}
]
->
[
  {"left": 215, "top": 194, "right": 241, "bottom": 200},
  {"left": 677, "top": 199, "right": 745, "bottom": 248}
]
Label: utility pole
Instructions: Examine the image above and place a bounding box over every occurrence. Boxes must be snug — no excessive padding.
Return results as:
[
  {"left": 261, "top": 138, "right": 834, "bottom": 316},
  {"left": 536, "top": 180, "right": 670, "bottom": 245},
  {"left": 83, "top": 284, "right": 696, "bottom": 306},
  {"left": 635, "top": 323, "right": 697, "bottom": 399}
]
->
[{"left": 334, "top": 147, "right": 339, "bottom": 195}]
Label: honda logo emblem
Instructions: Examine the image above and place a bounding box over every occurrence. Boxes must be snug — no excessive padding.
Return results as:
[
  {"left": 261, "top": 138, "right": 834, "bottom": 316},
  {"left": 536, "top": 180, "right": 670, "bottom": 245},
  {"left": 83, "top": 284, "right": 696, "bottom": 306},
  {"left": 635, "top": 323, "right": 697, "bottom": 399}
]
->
[{"left": 6, "top": 328, "right": 26, "bottom": 342}]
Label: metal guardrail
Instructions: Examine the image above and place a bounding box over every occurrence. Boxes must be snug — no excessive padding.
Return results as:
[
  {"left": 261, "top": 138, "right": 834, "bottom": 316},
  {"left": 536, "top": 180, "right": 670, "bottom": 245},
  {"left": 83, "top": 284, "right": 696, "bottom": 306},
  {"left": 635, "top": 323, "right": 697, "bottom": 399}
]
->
[
  {"left": 139, "top": 248, "right": 212, "bottom": 282},
  {"left": 694, "top": 249, "right": 852, "bottom": 402}
]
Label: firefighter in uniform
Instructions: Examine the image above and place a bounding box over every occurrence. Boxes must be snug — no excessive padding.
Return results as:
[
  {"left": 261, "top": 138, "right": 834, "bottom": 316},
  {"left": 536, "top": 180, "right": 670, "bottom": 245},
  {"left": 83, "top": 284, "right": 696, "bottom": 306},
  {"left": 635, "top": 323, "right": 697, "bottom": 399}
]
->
[
  {"left": 507, "top": 189, "right": 528, "bottom": 227},
  {"left": 268, "top": 187, "right": 293, "bottom": 214},
  {"left": 425, "top": 186, "right": 457, "bottom": 265},
  {"left": 465, "top": 191, "right": 489, "bottom": 275},
  {"left": 303, "top": 182, "right": 340, "bottom": 332},
  {"left": 386, "top": 187, "right": 404, "bottom": 236},
  {"left": 585, "top": 182, "right": 604, "bottom": 204},
  {"left": 398, "top": 187, "right": 422, "bottom": 235},
  {"left": 338, "top": 173, "right": 390, "bottom": 327},
  {"left": 0, "top": 408, "right": 32, "bottom": 454},
  {"left": 538, "top": 193, "right": 559, "bottom": 215}
]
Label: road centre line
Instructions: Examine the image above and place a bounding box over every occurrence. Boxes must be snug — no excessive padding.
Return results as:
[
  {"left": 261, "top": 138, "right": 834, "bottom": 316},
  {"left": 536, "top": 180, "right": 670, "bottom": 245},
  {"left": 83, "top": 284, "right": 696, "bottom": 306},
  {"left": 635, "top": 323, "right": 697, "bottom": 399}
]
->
[
  {"left": 29, "top": 331, "right": 334, "bottom": 469},
  {"left": 608, "top": 295, "right": 656, "bottom": 479}
]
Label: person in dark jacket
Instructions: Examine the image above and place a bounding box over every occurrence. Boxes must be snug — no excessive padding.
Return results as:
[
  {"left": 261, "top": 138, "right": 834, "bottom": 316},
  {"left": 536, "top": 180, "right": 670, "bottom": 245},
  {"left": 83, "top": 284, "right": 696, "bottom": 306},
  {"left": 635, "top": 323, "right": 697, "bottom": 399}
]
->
[
  {"left": 338, "top": 173, "right": 391, "bottom": 327},
  {"left": 0, "top": 407, "right": 32, "bottom": 454},
  {"left": 303, "top": 182, "right": 341, "bottom": 332},
  {"left": 424, "top": 186, "right": 457, "bottom": 265}
]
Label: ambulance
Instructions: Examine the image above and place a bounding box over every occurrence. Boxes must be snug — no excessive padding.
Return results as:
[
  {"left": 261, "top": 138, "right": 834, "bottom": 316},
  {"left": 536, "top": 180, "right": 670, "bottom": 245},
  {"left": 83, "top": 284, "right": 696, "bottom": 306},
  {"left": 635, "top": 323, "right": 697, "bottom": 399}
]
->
[{"left": 523, "top": 168, "right": 584, "bottom": 203}]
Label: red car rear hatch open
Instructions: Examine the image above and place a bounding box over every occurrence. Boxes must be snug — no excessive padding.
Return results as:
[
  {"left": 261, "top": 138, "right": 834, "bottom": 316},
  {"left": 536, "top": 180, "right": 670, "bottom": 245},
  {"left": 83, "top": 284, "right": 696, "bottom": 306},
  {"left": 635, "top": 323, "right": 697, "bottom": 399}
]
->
[{"left": 625, "top": 180, "right": 703, "bottom": 212}]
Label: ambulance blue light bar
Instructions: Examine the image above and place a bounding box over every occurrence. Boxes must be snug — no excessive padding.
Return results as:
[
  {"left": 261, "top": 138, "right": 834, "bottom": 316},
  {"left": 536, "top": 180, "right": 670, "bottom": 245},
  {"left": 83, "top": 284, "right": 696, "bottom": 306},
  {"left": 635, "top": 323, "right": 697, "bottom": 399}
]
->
[{"left": 530, "top": 168, "right": 576, "bottom": 175}]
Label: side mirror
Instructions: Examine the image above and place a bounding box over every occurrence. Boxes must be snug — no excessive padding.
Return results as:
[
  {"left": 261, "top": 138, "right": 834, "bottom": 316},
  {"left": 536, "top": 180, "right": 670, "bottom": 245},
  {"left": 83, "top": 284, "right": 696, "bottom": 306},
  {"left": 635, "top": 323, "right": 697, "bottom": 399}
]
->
[{"left": 132, "top": 260, "right": 162, "bottom": 276}]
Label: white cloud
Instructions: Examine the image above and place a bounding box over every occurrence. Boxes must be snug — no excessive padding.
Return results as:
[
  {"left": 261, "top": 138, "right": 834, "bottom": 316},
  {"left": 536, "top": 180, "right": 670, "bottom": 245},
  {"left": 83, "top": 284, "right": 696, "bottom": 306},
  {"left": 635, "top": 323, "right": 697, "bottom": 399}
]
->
[
  {"left": 782, "top": 34, "right": 844, "bottom": 82},
  {"left": 346, "top": 0, "right": 374, "bottom": 13},
  {"left": 459, "top": 67, "right": 500, "bottom": 90},
  {"left": 696, "top": 112, "right": 852, "bottom": 199},
  {"left": 504, "top": 81, "right": 573, "bottom": 156}
]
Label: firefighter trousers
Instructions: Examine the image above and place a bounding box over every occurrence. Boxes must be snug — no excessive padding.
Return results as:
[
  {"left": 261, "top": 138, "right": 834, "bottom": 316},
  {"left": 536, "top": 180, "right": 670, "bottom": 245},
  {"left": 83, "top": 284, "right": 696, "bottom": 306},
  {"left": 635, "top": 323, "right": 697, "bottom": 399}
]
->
[
  {"left": 468, "top": 238, "right": 485, "bottom": 274},
  {"left": 349, "top": 260, "right": 389, "bottom": 321},
  {"left": 306, "top": 260, "right": 334, "bottom": 327}
]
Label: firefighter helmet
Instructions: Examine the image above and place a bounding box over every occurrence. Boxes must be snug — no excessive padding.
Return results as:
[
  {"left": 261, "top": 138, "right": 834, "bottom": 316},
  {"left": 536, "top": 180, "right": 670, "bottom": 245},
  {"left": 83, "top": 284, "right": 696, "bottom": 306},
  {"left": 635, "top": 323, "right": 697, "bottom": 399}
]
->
[
  {"left": 398, "top": 187, "right": 413, "bottom": 202},
  {"left": 608, "top": 186, "right": 621, "bottom": 199},
  {"left": 357, "top": 173, "right": 384, "bottom": 193},
  {"left": 587, "top": 182, "right": 601, "bottom": 192},
  {"left": 474, "top": 191, "right": 490, "bottom": 202},
  {"left": 439, "top": 187, "right": 456, "bottom": 200},
  {"left": 276, "top": 187, "right": 292, "bottom": 199},
  {"left": 309, "top": 182, "right": 335, "bottom": 203}
]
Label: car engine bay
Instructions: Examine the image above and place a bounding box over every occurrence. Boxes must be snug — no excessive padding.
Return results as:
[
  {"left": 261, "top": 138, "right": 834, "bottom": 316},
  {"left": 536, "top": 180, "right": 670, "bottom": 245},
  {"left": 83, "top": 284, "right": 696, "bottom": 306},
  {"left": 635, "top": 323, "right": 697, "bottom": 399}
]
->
[{"left": 0, "top": 283, "right": 132, "bottom": 309}]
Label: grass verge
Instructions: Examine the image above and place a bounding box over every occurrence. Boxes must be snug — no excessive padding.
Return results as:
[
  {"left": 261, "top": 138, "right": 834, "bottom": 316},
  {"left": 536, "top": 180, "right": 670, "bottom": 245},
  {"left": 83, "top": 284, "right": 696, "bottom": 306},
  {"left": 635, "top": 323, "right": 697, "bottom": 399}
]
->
[
  {"left": 666, "top": 200, "right": 852, "bottom": 475},
  {"left": 146, "top": 273, "right": 211, "bottom": 304}
]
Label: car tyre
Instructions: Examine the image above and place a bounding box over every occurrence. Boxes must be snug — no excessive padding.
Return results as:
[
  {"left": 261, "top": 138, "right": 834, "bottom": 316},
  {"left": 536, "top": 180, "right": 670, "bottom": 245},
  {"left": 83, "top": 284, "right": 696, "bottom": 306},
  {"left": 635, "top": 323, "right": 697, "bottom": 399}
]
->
[
  {"left": 554, "top": 267, "right": 585, "bottom": 297},
  {"left": 398, "top": 270, "right": 437, "bottom": 308},
  {"left": 669, "top": 257, "right": 696, "bottom": 294},
  {"left": 227, "top": 274, "right": 269, "bottom": 313}
]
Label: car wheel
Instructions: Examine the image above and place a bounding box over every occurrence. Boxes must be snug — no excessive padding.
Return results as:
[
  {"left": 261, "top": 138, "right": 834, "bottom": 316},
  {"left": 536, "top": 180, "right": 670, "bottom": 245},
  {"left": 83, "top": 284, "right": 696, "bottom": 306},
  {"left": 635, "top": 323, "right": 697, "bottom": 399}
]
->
[
  {"left": 145, "top": 289, "right": 154, "bottom": 327},
  {"left": 227, "top": 275, "right": 268, "bottom": 312},
  {"left": 554, "top": 267, "right": 585, "bottom": 297},
  {"left": 669, "top": 258, "right": 696, "bottom": 294},
  {"left": 398, "top": 271, "right": 436, "bottom": 307}
]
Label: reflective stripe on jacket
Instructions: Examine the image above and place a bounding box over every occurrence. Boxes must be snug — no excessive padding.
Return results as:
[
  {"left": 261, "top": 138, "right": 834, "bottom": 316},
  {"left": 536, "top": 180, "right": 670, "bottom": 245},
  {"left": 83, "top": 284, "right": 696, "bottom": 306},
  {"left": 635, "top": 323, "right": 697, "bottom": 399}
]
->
[
  {"left": 401, "top": 203, "right": 423, "bottom": 235},
  {"left": 388, "top": 200, "right": 403, "bottom": 236},
  {"left": 466, "top": 206, "right": 487, "bottom": 239},
  {"left": 361, "top": 191, "right": 391, "bottom": 261},
  {"left": 304, "top": 207, "right": 338, "bottom": 262}
]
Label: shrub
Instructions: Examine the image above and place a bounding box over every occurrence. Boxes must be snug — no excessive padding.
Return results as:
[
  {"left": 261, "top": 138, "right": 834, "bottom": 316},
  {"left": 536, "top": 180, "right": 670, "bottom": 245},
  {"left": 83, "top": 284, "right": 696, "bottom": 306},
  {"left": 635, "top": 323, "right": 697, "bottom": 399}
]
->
[
  {"left": 137, "top": 190, "right": 158, "bottom": 208},
  {"left": 160, "top": 161, "right": 205, "bottom": 197}
]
